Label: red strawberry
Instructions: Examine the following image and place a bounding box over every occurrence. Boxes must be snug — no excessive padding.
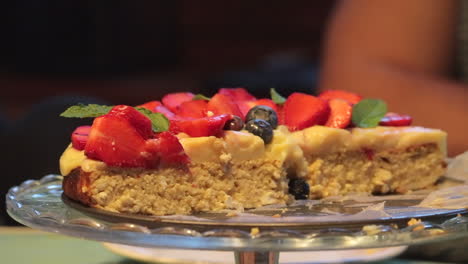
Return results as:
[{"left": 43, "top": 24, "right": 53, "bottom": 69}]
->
[
  {"left": 136, "top": 100, "right": 175, "bottom": 119},
  {"left": 219, "top": 88, "right": 256, "bottom": 102},
  {"left": 162, "top": 92, "right": 195, "bottom": 112},
  {"left": 71, "top": 125, "right": 91, "bottom": 150},
  {"left": 325, "top": 99, "right": 352, "bottom": 129},
  {"left": 318, "top": 90, "right": 362, "bottom": 104},
  {"left": 284, "top": 93, "right": 330, "bottom": 131},
  {"left": 277, "top": 105, "right": 285, "bottom": 125},
  {"left": 236, "top": 100, "right": 257, "bottom": 118},
  {"left": 170, "top": 114, "right": 231, "bottom": 137},
  {"left": 206, "top": 93, "right": 243, "bottom": 117},
  {"left": 251, "top": 99, "right": 278, "bottom": 113},
  {"left": 154, "top": 105, "right": 176, "bottom": 120},
  {"left": 237, "top": 99, "right": 279, "bottom": 119},
  {"left": 176, "top": 100, "right": 208, "bottom": 118},
  {"left": 362, "top": 148, "right": 375, "bottom": 161},
  {"left": 84, "top": 105, "right": 190, "bottom": 168},
  {"left": 379, "top": 112, "right": 413, "bottom": 126},
  {"left": 137, "top": 101, "right": 162, "bottom": 111},
  {"left": 146, "top": 132, "right": 189, "bottom": 166},
  {"left": 85, "top": 113, "right": 152, "bottom": 168},
  {"left": 107, "top": 105, "right": 153, "bottom": 139}
]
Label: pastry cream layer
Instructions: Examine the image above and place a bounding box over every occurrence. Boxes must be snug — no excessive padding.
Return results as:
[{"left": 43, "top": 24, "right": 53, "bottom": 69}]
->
[
  {"left": 60, "top": 144, "right": 87, "bottom": 176},
  {"left": 60, "top": 125, "right": 447, "bottom": 177}
]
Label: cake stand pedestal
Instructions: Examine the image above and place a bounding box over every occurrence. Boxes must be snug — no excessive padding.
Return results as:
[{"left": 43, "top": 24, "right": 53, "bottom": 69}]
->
[
  {"left": 235, "top": 252, "right": 278, "bottom": 264},
  {"left": 7, "top": 175, "right": 468, "bottom": 264}
]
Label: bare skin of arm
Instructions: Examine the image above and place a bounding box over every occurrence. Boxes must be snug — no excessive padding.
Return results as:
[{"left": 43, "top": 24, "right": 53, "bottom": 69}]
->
[{"left": 319, "top": 0, "right": 468, "bottom": 156}]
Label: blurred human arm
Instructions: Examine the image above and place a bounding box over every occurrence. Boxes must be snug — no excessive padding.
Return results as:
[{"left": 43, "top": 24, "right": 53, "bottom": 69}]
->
[{"left": 319, "top": 0, "right": 468, "bottom": 156}]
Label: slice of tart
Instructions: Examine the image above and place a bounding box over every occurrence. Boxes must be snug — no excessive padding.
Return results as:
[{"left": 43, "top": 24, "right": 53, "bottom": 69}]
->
[
  {"left": 293, "top": 126, "right": 446, "bottom": 198},
  {"left": 60, "top": 104, "right": 305, "bottom": 215},
  {"left": 59, "top": 88, "right": 447, "bottom": 215}
]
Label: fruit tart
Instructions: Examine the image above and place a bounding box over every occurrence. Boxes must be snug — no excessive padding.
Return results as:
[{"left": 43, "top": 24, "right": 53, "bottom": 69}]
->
[{"left": 59, "top": 88, "right": 447, "bottom": 215}]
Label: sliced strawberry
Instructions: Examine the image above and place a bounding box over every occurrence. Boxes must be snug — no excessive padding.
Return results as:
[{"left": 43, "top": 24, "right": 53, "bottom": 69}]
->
[
  {"left": 206, "top": 93, "right": 243, "bottom": 117},
  {"left": 236, "top": 99, "right": 279, "bottom": 119},
  {"left": 284, "top": 93, "right": 330, "bottom": 131},
  {"left": 154, "top": 105, "right": 176, "bottom": 120},
  {"left": 84, "top": 105, "right": 190, "bottom": 168},
  {"left": 324, "top": 99, "right": 352, "bottom": 129},
  {"left": 170, "top": 114, "right": 231, "bottom": 137},
  {"left": 162, "top": 92, "right": 195, "bottom": 112},
  {"left": 85, "top": 114, "right": 151, "bottom": 168},
  {"left": 107, "top": 105, "right": 153, "bottom": 139},
  {"left": 146, "top": 132, "right": 190, "bottom": 166},
  {"left": 318, "top": 90, "right": 362, "bottom": 104},
  {"left": 379, "top": 112, "right": 413, "bottom": 126},
  {"left": 251, "top": 99, "right": 278, "bottom": 113},
  {"left": 71, "top": 125, "right": 91, "bottom": 150},
  {"left": 236, "top": 100, "right": 257, "bottom": 118},
  {"left": 176, "top": 99, "right": 208, "bottom": 118},
  {"left": 136, "top": 100, "right": 175, "bottom": 119},
  {"left": 362, "top": 148, "right": 375, "bottom": 161},
  {"left": 137, "top": 101, "right": 162, "bottom": 112},
  {"left": 277, "top": 105, "right": 285, "bottom": 125},
  {"left": 219, "top": 87, "right": 256, "bottom": 102}
]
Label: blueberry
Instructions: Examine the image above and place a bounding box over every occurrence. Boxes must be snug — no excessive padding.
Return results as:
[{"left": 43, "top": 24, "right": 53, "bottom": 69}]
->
[
  {"left": 288, "top": 178, "right": 309, "bottom": 200},
  {"left": 223, "top": 115, "right": 244, "bottom": 131},
  {"left": 245, "top": 119, "right": 273, "bottom": 144},
  {"left": 245, "top": 106, "right": 278, "bottom": 129}
]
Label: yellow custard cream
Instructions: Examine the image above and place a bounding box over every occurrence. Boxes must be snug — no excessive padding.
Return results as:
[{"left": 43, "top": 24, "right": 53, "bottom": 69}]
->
[{"left": 60, "top": 144, "right": 86, "bottom": 176}]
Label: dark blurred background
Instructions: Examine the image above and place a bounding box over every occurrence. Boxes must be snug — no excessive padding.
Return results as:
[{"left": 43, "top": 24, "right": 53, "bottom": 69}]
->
[{"left": 0, "top": 1, "right": 336, "bottom": 224}]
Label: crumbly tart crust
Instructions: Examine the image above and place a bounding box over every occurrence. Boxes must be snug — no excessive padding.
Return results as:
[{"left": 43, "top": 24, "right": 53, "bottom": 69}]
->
[
  {"left": 304, "top": 143, "right": 446, "bottom": 198},
  {"left": 63, "top": 159, "right": 290, "bottom": 215}
]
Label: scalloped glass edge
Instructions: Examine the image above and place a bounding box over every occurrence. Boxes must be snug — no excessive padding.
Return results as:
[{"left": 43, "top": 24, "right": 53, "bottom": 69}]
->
[{"left": 6, "top": 175, "right": 468, "bottom": 251}]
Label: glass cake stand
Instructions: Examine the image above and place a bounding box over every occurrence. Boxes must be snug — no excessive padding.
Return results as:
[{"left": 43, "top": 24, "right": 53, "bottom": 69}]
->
[{"left": 7, "top": 175, "right": 468, "bottom": 264}]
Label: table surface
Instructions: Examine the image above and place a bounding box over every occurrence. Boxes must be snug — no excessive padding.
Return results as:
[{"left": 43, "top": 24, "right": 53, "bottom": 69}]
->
[{"left": 0, "top": 226, "right": 463, "bottom": 264}]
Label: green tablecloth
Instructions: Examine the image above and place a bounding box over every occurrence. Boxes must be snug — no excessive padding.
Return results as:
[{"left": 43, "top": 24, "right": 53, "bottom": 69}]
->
[{"left": 0, "top": 227, "right": 460, "bottom": 264}]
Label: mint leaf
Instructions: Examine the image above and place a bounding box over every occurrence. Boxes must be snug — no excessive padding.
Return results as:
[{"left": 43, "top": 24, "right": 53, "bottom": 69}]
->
[
  {"left": 351, "top": 99, "right": 387, "bottom": 128},
  {"left": 270, "top": 88, "right": 286, "bottom": 105},
  {"left": 60, "top": 104, "right": 113, "bottom": 118},
  {"left": 61, "top": 104, "right": 169, "bottom": 132},
  {"left": 134, "top": 107, "right": 169, "bottom": 132},
  {"left": 192, "top": 94, "right": 211, "bottom": 101}
]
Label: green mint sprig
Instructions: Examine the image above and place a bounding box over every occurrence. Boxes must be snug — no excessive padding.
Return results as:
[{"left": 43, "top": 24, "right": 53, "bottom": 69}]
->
[
  {"left": 270, "top": 88, "right": 286, "bottom": 105},
  {"left": 60, "top": 104, "right": 169, "bottom": 132},
  {"left": 60, "top": 104, "right": 113, "bottom": 118},
  {"left": 351, "top": 99, "right": 387, "bottom": 128},
  {"left": 192, "top": 94, "right": 211, "bottom": 101},
  {"left": 134, "top": 107, "right": 169, "bottom": 132}
]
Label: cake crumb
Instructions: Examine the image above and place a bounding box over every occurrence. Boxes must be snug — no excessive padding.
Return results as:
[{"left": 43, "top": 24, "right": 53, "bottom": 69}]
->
[
  {"left": 408, "top": 218, "right": 424, "bottom": 231},
  {"left": 226, "top": 211, "right": 239, "bottom": 217},
  {"left": 427, "top": 229, "right": 445, "bottom": 235},
  {"left": 364, "top": 249, "right": 379, "bottom": 255},
  {"left": 407, "top": 218, "right": 422, "bottom": 226},
  {"left": 362, "top": 225, "right": 381, "bottom": 235},
  {"left": 271, "top": 214, "right": 282, "bottom": 218},
  {"left": 250, "top": 227, "right": 260, "bottom": 236}
]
